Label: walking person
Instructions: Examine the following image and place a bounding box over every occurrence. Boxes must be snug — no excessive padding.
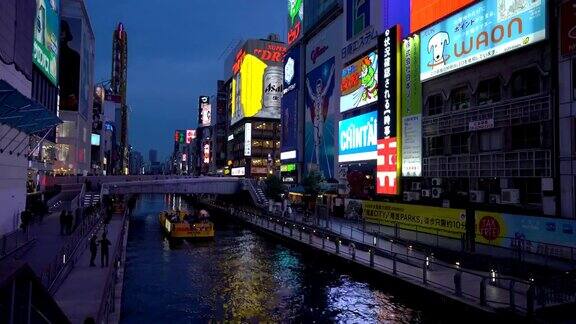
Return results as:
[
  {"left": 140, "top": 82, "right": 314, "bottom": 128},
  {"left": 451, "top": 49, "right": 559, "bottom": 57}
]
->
[
  {"left": 59, "top": 210, "right": 67, "bottom": 235},
  {"left": 89, "top": 235, "right": 98, "bottom": 267},
  {"left": 99, "top": 233, "right": 111, "bottom": 267}
]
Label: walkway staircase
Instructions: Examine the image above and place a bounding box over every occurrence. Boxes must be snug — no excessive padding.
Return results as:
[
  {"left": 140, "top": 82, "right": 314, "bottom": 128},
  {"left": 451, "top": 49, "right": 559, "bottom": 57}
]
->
[{"left": 244, "top": 179, "right": 268, "bottom": 208}]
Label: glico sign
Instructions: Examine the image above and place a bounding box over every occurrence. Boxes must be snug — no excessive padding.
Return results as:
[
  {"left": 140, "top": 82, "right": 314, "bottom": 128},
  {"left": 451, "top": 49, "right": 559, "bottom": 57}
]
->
[{"left": 288, "top": 0, "right": 304, "bottom": 45}]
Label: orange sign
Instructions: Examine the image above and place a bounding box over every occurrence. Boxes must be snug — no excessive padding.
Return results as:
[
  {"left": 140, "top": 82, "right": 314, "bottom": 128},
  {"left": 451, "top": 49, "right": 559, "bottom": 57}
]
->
[{"left": 410, "top": 0, "right": 475, "bottom": 32}]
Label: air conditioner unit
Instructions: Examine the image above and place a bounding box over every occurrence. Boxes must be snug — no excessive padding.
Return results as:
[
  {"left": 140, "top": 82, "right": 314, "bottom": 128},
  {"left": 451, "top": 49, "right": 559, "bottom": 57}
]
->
[
  {"left": 501, "top": 189, "right": 520, "bottom": 204},
  {"left": 500, "top": 178, "right": 510, "bottom": 189},
  {"left": 411, "top": 192, "right": 421, "bottom": 201},
  {"left": 469, "top": 191, "right": 485, "bottom": 203},
  {"left": 432, "top": 188, "right": 442, "bottom": 199},
  {"left": 432, "top": 178, "right": 443, "bottom": 186},
  {"left": 411, "top": 182, "right": 422, "bottom": 191},
  {"left": 489, "top": 194, "right": 501, "bottom": 204},
  {"left": 421, "top": 189, "right": 432, "bottom": 198}
]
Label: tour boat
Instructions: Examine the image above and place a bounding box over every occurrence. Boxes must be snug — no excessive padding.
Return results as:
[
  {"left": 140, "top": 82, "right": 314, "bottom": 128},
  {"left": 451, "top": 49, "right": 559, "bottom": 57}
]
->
[{"left": 158, "top": 209, "right": 214, "bottom": 239}]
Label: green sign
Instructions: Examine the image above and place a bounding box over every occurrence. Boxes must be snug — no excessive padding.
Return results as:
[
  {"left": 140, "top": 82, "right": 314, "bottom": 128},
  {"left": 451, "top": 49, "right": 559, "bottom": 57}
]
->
[
  {"left": 33, "top": 0, "right": 60, "bottom": 85},
  {"left": 281, "top": 164, "right": 297, "bottom": 172},
  {"left": 401, "top": 35, "right": 421, "bottom": 117}
]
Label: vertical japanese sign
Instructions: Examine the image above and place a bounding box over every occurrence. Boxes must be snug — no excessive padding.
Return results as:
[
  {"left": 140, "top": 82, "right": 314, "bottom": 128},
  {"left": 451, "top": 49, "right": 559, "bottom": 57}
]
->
[
  {"left": 281, "top": 45, "right": 300, "bottom": 160},
  {"left": 401, "top": 35, "right": 422, "bottom": 177},
  {"left": 244, "top": 123, "right": 252, "bottom": 157},
  {"left": 288, "top": 0, "right": 304, "bottom": 45},
  {"left": 376, "top": 26, "right": 401, "bottom": 195}
]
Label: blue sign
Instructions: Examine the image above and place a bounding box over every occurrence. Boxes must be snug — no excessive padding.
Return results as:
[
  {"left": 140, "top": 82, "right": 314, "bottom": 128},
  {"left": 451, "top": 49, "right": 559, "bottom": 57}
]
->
[
  {"left": 420, "top": 0, "right": 547, "bottom": 81},
  {"left": 281, "top": 45, "right": 300, "bottom": 161},
  {"left": 338, "top": 110, "right": 378, "bottom": 162}
]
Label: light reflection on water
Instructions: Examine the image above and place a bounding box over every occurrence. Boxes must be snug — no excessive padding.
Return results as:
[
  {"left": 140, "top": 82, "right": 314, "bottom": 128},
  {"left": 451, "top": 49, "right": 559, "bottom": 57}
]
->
[{"left": 120, "top": 195, "right": 435, "bottom": 323}]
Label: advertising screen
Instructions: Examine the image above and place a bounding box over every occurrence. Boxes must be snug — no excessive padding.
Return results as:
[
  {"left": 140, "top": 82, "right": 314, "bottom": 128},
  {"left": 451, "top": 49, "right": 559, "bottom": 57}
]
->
[
  {"left": 401, "top": 36, "right": 422, "bottom": 177},
  {"left": 410, "top": 0, "right": 475, "bottom": 32},
  {"left": 33, "top": 0, "right": 60, "bottom": 85},
  {"left": 230, "top": 40, "right": 287, "bottom": 126},
  {"left": 174, "top": 130, "right": 185, "bottom": 144},
  {"left": 59, "top": 17, "right": 82, "bottom": 112},
  {"left": 203, "top": 143, "right": 210, "bottom": 164},
  {"left": 281, "top": 45, "right": 300, "bottom": 161},
  {"left": 420, "top": 0, "right": 547, "bottom": 81},
  {"left": 244, "top": 123, "right": 252, "bottom": 157},
  {"left": 561, "top": 0, "right": 576, "bottom": 56},
  {"left": 288, "top": 0, "right": 304, "bottom": 45},
  {"left": 231, "top": 167, "right": 245, "bottom": 176},
  {"left": 199, "top": 96, "right": 211, "bottom": 127},
  {"left": 376, "top": 26, "right": 401, "bottom": 195},
  {"left": 90, "top": 133, "right": 100, "bottom": 146},
  {"left": 340, "top": 50, "right": 378, "bottom": 112},
  {"left": 338, "top": 111, "right": 378, "bottom": 162},
  {"left": 185, "top": 130, "right": 196, "bottom": 144}
]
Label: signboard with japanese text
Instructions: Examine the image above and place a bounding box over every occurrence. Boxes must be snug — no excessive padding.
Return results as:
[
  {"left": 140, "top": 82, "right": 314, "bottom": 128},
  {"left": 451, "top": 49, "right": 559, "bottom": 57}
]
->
[{"left": 401, "top": 36, "right": 422, "bottom": 177}]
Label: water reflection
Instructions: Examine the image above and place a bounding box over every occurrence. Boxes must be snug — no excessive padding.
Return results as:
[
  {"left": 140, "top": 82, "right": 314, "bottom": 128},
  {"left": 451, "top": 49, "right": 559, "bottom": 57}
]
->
[{"left": 121, "top": 195, "right": 434, "bottom": 323}]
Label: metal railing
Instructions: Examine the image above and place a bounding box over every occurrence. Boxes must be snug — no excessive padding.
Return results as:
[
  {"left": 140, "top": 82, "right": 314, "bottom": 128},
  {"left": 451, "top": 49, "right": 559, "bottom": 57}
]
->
[
  {"left": 96, "top": 210, "right": 129, "bottom": 324},
  {"left": 0, "top": 229, "right": 34, "bottom": 261}
]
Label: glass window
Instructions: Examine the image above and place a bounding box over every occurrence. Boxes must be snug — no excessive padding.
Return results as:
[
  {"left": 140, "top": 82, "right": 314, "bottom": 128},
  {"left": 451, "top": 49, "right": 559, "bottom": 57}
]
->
[
  {"left": 450, "top": 86, "right": 471, "bottom": 111},
  {"left": 56, "top": 144, "right": 70, "bottom": 162},
  {"left": 426, "top": 136, "right": 445, "bottom": 156},
  {"left": 511, "top": 68, "right": 540, "bottom": 98},
  {"left": 426, "top": 94, "right": 444, "bottom": 116},
  {"left": 511, "top": 123, "right": 540, "bottom": 149},
  {"left": 477, "top": 78, "right": 501, "bottom": 105},
  {"left": 58, "top": 121, "right": 75, "bottom": 138},
  {"left": 450, "top": 133, "right": 469, "bottom": 155},
  {"left": 479, "top": 129, "right": 503, "bottom": 152}
]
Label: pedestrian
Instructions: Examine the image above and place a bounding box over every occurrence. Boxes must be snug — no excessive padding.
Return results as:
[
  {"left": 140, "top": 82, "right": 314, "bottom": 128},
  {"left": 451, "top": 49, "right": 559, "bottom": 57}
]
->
[
  {"left": 66, "top": 211, "right": 73, "bottom": 235},
  {"left": 99, "top": 233, "right": 112, "bottom": 268},
  {"left": 59, "top": 210, "right": 66, "bottom": 235},
  {"left": 89, "top": 235, "right": 98, "bottom": 267}
]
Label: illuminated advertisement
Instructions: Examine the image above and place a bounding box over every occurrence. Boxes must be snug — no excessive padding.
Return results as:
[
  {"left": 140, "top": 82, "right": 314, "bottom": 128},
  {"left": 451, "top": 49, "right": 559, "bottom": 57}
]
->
[
  {"left": 288, "top": 0, "right": 304, "bottom": 45},
  {"left": 185, "top": 130, "right": 196, "bottom": 144},
  {"left": 90, "top": 134, "right": 100, "bottom": 146},
  {"left": 340, "top": 51, "right": 378, "bottom": 112},
  {"left": 561, "top": 0, "right": 576, "bottom": 56},
  {"left": 342, "top": 0, "right": 410, "bottom": 61},
  {"left": 346, "top": 199, "right": 467, "bottom": 238},
  {"left": 244, "top": 123, "right": 252, "bottom": 157},
  {"left": 203, "top": 143, "right": 210, "bottom": 164},
  {"left": 281, "top": 45, "right": 300, "bottom": 161},
  {"left": 174, "top": 130, "right": 185, "bottom": 144},
  {"left": 420, "top": 0, "right": 547, "bottom": 81},
  {"left": 475, "top": 211, "right": 576, "bottom": 257},
  {"left": 182, "top": 154, "right": 187, "bottom": 162},
  {"left": 199, "top": 96, "right": 211, "bottom": 127},
  {"left": 230, "top": 40, "right": 287, "bottom": 125},
  {"left": 410, "top": 0, "right": 475, "bottom": 32},
  {"left": 34, "top": 0, "right": 60, "bottom": 85},
  {"left": 305, "top": 17, "right": 342, "bottom": 178},
  {"left": 231, "top": 167, "right": 246, "bottom": 176},
  {"left": 401, "top": 36, "right": 423, "bottom": 177},
  {"left": 376, "top": 26, "right": 401, "bottom": 195},
  {"left": 304, "top": 0, "right": 339, "bottom": 32},
  {"left": 338, "top": 111, "right": 378, "bottom": 162}
]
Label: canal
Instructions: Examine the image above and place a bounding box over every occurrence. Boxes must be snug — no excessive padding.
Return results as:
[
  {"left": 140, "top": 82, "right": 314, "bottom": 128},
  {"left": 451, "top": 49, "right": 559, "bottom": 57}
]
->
[{"left": 120, "top": 195, "right": 469, "bottom": 323}]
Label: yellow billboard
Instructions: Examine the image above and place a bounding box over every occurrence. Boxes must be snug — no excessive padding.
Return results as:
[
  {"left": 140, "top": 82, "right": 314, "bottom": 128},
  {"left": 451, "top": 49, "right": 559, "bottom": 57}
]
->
[{"left": 346, "top": 199, "right": 467, "bottom": 238}]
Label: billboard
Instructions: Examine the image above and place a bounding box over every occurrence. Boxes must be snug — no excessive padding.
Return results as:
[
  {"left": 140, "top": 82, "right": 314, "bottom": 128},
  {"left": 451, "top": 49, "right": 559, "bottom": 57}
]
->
[
  {"left": 91, "top": 134, "right": 100, "bottom": 146},
  {"left": 401, "top": 36, "right": 422, "bottom": 177},
  {"left": 33, "top": 0, "right": 60, "bottom": 85},
  {"left": 199, "top": 96, "right": 211, "bottom": 127},
  {"left": 59, "top": 17, "right": 82, "bottom": 112},
  {"left": 305, "top": 17, "right": 342, "bottom": 178},
  {"left": 342, "top": 0, "right": 410, "bottom": 61},
  {"left": 338, "top": 111, "right": 378, "bottom": 162},
  {"left": 174, "top": 130, "right": 185, "bottom": 144},
  {"left": 230, "top": 40, "right": 287, "bottom": 125},
  {"left": 304, "top": 0, "right": 339, "bottom": 32},
  {"left": 340, "top": 50, "right": 378, "bottom": 112},
  {"left": 410, "top": 0, "right": 475, "bottom": 33},
  {"left": 560, "top": 0, "right": 576, "bottom": 56},
  {"left": 420, "top": 0, "right": 547, "bottom": 81},
  {"left": 244, "top": 123, "right": 252, "bottom": 157},
  {"left": 376, "top": 26, "right": 401, "bottom": 195},
  {"left": 346, "top": 199, "right": 467, "bottom": 238},
  {"left": 288, "top": 0, "right": 304, "bottom": 45},
  {"left": 281, "top": 45, "right": 300, "bottom": 161},
  {"left": 203, "top": 143, "right": 210, "bottom": 164},
  {"left": 185, "top": 130, "right": 196, "bottom": 144},
  {"left": 231, "top": 167, "right": 246, "bottom": 176},
  {"left": 475, "top": 211, "right": 576, "bottom": 257}
]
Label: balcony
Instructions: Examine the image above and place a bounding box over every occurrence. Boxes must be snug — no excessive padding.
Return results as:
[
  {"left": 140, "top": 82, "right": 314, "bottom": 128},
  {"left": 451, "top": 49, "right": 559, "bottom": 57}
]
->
[
  {"left": 423, "top": 149, "right": 552, "bottom": 178},
  {"left": 423, "top": 95, "right": 550, "bottom": 137}
]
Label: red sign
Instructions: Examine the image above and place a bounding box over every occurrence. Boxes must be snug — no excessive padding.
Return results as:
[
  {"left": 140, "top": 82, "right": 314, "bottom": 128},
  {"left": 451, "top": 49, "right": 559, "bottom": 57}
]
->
[
  {"left": 376, "top": 138, "right": 398, "bottom": 195},
  {"left": 561, "top": 0, "right": 576, "bottom": 56},
  {"left": 232, "top": 42, "right": 287, "bottom": 74},
  {"left": 288, "top": 21, "right": 302, "bottom": 45},
  {"left": 410, "top": 0, "right": 475, "bottom": 33},
  {"left": 185, "top": 130, "right": 196, "bottom": 144}
]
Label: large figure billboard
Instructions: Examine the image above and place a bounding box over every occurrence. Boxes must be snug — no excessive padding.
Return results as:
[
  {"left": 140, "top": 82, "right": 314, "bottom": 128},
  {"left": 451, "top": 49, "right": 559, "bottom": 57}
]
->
[
  {"left": 420, "top": 0, "right": 547, "bottom": 81},
  {"left": 340, "top": 50, "right": 378, "bottom": 112},
  {"left": 33, "top": 0, "right": 60, "bottom": 85},
  {"left": 59, "top": 17, "right": 82, "bottom": 112},
  {"left": 229, "top": 40, "right": 287, "bottom": 126},
  {"left": 305, "top": 17, "right": 343, "bottom": 179},
  {"left": 281, "top": 45, "right": 300, "bottom": 161}
]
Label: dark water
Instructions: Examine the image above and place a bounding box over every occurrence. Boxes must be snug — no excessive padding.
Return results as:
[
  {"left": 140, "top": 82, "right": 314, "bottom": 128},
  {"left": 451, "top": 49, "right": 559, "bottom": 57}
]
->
[{"left": 120, "top": 195, "right": 450, "bottom": 323}]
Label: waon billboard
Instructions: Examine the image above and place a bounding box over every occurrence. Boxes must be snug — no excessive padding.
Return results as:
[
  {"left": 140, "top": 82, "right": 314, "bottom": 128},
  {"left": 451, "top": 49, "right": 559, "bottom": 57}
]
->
[
  {"left": 376, "top": 26, "right": 401, "bottom": 195},
  {"left": 410, "top": 0, "right": 475, "bottom": 32}
]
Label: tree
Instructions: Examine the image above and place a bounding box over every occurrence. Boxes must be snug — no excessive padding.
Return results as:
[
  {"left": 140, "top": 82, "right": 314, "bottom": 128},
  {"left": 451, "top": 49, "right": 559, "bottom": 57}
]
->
[
  {"left": 264, "top": 174, "right": 284, "bottom": 202},
  {"left": 302, "top": 170, "right": 323, "bottom": 211}
]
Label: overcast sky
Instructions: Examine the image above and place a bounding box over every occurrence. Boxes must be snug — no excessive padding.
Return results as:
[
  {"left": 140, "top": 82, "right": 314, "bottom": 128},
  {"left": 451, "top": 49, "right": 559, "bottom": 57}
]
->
[{"left": 86, "top": 0, "right": 286, "bottom": 160}]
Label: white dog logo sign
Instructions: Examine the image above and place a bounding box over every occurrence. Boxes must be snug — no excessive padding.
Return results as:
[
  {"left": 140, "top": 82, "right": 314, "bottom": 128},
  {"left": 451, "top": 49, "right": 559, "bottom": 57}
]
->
[{"left": 427, "top": 31, "right": 450, "bottom": 68}]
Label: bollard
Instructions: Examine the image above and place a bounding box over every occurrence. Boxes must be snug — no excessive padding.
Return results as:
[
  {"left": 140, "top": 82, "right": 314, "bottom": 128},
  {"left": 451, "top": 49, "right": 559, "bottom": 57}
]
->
[
  {"left": 454, "top": 271, "right": 462, "bottom": 296},
  {"left": 392, "top": 253, "right": 397, "bottom": 275},
  {"left": 509, "top": 281, "right": 516, "bottom": 311},
  {"left": 480, "top": 278, "right": 487, "bottom": 306},
  {"left": 369, "top": 249, "right": 374, "bottom": 267},
  {"left": 422, "top": 262, "right": 428, "bottom": 284}
]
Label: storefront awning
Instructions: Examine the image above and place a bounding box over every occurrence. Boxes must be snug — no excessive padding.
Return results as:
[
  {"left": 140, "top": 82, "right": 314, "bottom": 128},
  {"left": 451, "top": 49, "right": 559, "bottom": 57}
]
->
[{"left": 0, "top": 80, "right": 61, "bottom": 134}]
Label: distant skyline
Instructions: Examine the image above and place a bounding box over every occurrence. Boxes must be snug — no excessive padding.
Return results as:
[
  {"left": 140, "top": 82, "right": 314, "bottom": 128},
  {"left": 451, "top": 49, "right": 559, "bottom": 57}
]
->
[{"left": 86, "top": 0, "right": 286, "bottom": 160}]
